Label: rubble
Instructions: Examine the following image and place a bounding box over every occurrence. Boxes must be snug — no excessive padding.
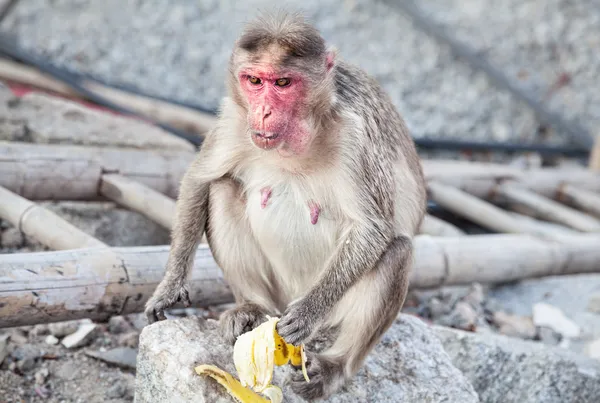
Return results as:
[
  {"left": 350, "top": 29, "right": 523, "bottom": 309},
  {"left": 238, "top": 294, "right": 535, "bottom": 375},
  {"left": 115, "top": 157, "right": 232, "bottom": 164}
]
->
[
  {"left": 491, "top": 311, "right": 537, "bottom": 339},
  {"left": 135, "top": 315, "right": 479, "bottom": 402},
  {"left": 61, "top": 323, "right": 98, "bottom": 349},
  {"left": 44, "top": 335, "right": 59, "bottom": 345},
  {"left": 86, "top": 347, "right": 138, "bottom": 370},
  {"left": 435, "top": 325, "right": 600, "bottom": 402},
  {"left": 533, "top": 302, "right": 581, "bottom": 339}
]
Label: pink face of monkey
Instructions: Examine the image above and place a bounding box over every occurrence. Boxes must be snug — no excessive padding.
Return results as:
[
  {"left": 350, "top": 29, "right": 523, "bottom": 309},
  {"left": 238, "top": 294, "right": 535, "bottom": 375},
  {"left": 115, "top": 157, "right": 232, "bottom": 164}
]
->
[{"left": 238, "top": 65, "right": 313, "bottom": 157}]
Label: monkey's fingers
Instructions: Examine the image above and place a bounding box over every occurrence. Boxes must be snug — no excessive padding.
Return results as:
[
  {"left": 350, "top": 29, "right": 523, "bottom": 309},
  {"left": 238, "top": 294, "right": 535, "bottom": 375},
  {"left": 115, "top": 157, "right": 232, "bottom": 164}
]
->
[{"left": 180, "top": 287, "right": 192, "bottom": 307}]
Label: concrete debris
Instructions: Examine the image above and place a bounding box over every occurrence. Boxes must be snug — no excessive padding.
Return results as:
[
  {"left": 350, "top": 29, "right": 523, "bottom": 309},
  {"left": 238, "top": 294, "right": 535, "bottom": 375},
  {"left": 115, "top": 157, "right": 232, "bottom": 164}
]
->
[
  {"left": 48, "top": 320, "right": 82, "bottom": 338},
  {"left": 44, "top": 335, "right": 59, "bottom": 345},
  {"left": 435, "top": 325, "right": 600, "bottom": 403},
  {"left": 85, "top": 347, "right": 138, "bottom": 369},
  {"left": 533, "top": 302, "right": 581, "bottom": 339},
  {"left": 61, "top": 323, "right": 98, "bottom": 349},
  {"left": 492, "top": 311, "right": 537, "bottom": 340},
  {"left": 585, "top": 338, "right": 600, "bottom": 361}
]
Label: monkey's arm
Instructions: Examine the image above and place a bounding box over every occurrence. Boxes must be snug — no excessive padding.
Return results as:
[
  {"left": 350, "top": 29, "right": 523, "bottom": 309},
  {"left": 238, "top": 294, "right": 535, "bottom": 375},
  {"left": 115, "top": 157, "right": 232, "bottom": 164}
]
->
[
  {"left": 145, "top": 133, "right": 235, "bottom": 323},
  {"left": 277, "top": 216, "right": 396, "bottom": 344}
]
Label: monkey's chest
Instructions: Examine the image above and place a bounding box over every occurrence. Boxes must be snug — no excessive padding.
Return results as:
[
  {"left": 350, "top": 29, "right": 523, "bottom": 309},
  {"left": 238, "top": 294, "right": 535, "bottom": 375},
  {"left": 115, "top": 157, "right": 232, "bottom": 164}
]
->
[{"left": 244, "top": 184, "right": 339, "bottom": 279}]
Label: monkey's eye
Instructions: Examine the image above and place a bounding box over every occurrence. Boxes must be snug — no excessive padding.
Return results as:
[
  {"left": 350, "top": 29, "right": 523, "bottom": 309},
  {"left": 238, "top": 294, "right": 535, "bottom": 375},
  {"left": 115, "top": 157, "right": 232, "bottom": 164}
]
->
[
  {"left": 248, "top": 76, "right": 262, "bottom": 85},
  {"left": 275, "top": 78, "right": 291, "bottom": 87}
]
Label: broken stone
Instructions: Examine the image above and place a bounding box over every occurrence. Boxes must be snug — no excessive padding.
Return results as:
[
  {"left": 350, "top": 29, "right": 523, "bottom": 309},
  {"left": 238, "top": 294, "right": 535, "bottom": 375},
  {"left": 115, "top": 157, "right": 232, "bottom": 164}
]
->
[
  {"left": 61, "top": 323, "right": 98, "bottom": 349},
  {"left": 30, "top": 324, "right": 50, "bottom": 337},
  {"left": 537, "top": 326, "right": 563, "bottom": 346},
  {"left": 11, "top": 345, "right": 40, "bottom": 372},
  {"left": 135, "top": 315, "right": 479, "bottom": 402},
  {"left": 48, "top": 320, "right": 81, "bottom": 338},
  {"left": 585, "top": 338, "right": 600, "bottom": 360},
  {"left": 44, "top": 335, "right": 59, "bottom": 345},
  {"left": 7, "top": 329, "right": 28, "bottom": 345},
  {"left": 0, "top": 227, "right": 23, "bottom": 248},
  {"left": 108, "top": 316, "right": 132, "bottom": 334},
  {"left": 533, "top": 303, "right": 581, "bottom": 338},
  {"left": 434, "top": 325, "right": 600, "bottom": 402},
  {"left": 34, "top": 367, "right": 49, "bottom": 385},
  {"left": 492, "top": 311, "right": 536, "bottom": 339},
  {"left": 437, "top": 301, "right": 479, "bottom": 331},
  {"left": 118, "top": 331, "right": 139, "bottom": 348},
  {"left": 85, "top": 347, "right": 137, "bottom": 369},
  {"left": 106, "top": 381, "right": 130, "bottom": 399}
]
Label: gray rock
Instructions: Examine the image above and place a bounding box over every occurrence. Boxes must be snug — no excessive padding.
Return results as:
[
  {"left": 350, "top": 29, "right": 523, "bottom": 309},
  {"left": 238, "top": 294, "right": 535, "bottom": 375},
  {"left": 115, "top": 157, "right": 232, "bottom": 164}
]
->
[
  {"left": 106, "top": 381, "right": 128, "bottom": 399},
  {"left": 86, "top": 347, "right": 138, "bottom": 369},
  {"left": 48, "top": 320, "right": 81, "bottom": 338},
  {"left": 135, "top": 315, "right": 479, "bottom": 402},
  {"left": 0, "top": 227, "right": 23, "bottom": 249},
  {"left": 108, "top": 316, "right": 133, "bottom": 334},
  {"left": 34, "top": 367, "right": 49, "bottom": 385},
  {"left": 491, "top": 311, "right": 536, "bottom": 340},
  {"left": 587, "top": 294, "right": 600, "bottom": 314},
  {"left": 434, "top": 325, "right": 600, "bottom": 403},
  {"left": 489, "top": 274, "right": 600, "bottom": 355}
]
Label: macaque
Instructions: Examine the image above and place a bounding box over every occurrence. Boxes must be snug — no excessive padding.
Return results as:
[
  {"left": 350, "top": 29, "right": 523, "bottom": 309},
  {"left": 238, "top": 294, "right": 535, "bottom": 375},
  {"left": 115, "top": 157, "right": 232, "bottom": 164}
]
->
[{"left": 145, "top": 12, "right": 426, "bottom": 400}]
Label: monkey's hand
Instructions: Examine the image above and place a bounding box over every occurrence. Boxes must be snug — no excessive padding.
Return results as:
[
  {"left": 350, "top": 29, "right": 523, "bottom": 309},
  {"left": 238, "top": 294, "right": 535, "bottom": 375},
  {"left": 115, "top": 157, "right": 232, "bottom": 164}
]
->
[
  {"left": 145, "top": 278, "right": 192, "bottom": 324},
  {"left": 276, "top": 298, "right": 321, "bottom": 345}
]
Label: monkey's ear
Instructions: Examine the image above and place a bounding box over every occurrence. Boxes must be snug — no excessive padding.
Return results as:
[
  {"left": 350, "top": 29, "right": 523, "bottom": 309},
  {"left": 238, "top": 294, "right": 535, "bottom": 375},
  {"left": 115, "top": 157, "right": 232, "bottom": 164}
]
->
[{"left": 326, "top": 47, "right": 337, "bottom": 71}]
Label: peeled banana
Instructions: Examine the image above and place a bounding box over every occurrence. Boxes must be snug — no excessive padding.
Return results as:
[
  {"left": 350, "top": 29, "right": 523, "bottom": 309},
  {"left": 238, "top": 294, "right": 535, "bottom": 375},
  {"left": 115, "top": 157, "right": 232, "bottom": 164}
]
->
[{"left": 195, "top": 316, "right": 309, "bottom": 402}]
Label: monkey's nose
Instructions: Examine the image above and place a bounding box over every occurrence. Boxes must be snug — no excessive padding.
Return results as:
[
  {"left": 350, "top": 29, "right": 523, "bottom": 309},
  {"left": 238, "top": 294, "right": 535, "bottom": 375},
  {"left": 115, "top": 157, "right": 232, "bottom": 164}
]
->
[{"left": 261, "top": 105, "right": 272, "bottom": 120}]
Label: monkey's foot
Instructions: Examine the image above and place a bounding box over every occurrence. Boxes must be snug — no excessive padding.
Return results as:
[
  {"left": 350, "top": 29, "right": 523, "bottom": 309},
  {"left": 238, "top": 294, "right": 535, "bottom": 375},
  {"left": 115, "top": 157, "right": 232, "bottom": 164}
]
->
[
  {"left": 260, "top": 187, "right": 272, "bottom": 209},
  {"left": 308, "top": 200, "right": 320, "bottom": 224},
  {"left": 219, "top": 303, "right": 269, "bottom": 344},
  {"left": 290, "top": 352, "right": 345, "bottom": 400},
  {"left": 144, "top": 281, "right": 191, "bottom": 324}
]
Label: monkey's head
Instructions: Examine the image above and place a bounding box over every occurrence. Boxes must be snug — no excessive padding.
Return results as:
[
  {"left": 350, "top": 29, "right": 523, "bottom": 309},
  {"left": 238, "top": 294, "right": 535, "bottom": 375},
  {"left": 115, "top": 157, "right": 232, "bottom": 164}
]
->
[{"left": 228, "top": 12, "right": 337, "bottom": 157}]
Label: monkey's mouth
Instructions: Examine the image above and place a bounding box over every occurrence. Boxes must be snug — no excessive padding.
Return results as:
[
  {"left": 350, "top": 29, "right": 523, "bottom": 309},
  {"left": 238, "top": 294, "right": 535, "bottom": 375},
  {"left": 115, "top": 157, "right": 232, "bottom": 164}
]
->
[{"left": 251, "top": 131, "right": 282, "bottom": 150}]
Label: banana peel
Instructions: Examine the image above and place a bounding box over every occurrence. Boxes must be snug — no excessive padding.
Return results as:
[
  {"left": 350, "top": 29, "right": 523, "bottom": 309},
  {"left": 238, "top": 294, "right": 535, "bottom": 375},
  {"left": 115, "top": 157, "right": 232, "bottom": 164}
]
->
[{"left": 195, "top": 316, "right": 309, "bottom": 402}]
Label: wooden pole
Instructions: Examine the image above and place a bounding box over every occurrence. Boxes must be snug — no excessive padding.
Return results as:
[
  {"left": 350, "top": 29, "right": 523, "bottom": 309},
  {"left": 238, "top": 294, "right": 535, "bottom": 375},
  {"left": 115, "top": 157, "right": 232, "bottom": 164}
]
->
[
  {"left": 0, "top": 186, "right": 106, "bottom": 250},
  {"left": 555, "top": 184, "right": 600, "bottom": 218},
  {"left": 0, "top": 141, "right": 194, "bottom": 200},
  {"left": 0, "top": 58, "right": 217, "bottom": 134},
  {"left": 495, "top": 182, "right": 600, "bottom": 232},
  {"left": 427, "top": 181, "right": 569, "bottom": 239},
  {"left": 2, "top": 233, "right": 600, "bottom": 328},
  {"left": 419, "top": 214, "right": 465, "bottom": 236},
  {"left": 589, "top": 135, "right": 600, "bottom": 171},
  {"left": 99, "top": 174, "right": 176, "bottom": 230}
]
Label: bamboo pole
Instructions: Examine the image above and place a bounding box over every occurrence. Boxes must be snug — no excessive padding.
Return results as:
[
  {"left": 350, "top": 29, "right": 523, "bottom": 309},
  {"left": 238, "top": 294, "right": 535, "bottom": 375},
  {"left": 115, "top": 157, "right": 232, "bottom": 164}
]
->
[
  {"left": 495, "top": 182, "right": 600, "bottom": 232},
  {"left": 0, "top": 141, "right": 194, "bottom": 200},
  {"left": 99, "top": 174, "right": 176, "bottom": 230},
  {"left": 556, "top": 184, "right": 600, "bottom": 218},
  {"left": 418, "top": 214, "right": 465, "bottom": 236},
  {"left": 590, "top": 135, "right": 600, "bottom": 171},
  {"left": 0, "top": 58, "right": 217, "bottom": 134},
  {"left": 427, "top": 181, "right": 569, "bottom": 239},
  {"left": 2, "top": 233, "right": 600, "bottom": 328},
  {"left": 0, "top": 186, "right": 107, "bottom": 250}
]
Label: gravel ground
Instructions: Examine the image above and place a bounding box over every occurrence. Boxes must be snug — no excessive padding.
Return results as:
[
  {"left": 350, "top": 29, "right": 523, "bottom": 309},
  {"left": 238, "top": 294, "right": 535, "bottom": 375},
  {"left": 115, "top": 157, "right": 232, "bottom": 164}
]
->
[{"left": 0, "top": 0, "right": 580, "bottom": 145}]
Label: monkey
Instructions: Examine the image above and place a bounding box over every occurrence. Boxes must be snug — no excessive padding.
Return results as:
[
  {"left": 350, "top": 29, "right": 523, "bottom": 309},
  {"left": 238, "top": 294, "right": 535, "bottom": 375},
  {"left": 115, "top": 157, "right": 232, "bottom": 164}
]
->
[{"left": 145, "top": 11, "right": 427, "bottom": 400}]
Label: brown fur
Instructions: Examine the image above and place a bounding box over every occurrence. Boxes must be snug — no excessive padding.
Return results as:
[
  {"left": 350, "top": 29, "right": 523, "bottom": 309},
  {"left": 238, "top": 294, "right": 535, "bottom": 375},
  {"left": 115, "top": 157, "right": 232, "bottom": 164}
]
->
[{"left": 145, "top": 11, "right": 426, "bottom": 400}]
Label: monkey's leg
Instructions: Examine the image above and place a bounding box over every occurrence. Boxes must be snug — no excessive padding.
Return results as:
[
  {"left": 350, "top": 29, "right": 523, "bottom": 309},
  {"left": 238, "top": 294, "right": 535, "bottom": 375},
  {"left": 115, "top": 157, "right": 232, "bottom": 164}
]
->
[
  {"left": 207, "top": 178, "right": 281, "bottom": 344},
  {"left": 290, "top": 236, "right": 412, "bottom": 400}
]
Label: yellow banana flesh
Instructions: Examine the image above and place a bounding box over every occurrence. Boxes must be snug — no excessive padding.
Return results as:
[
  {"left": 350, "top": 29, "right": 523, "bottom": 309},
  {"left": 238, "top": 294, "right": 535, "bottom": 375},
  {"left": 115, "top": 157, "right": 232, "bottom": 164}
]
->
[{"left": 195, "top": 316, "right": 309, "bottom": 403}]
